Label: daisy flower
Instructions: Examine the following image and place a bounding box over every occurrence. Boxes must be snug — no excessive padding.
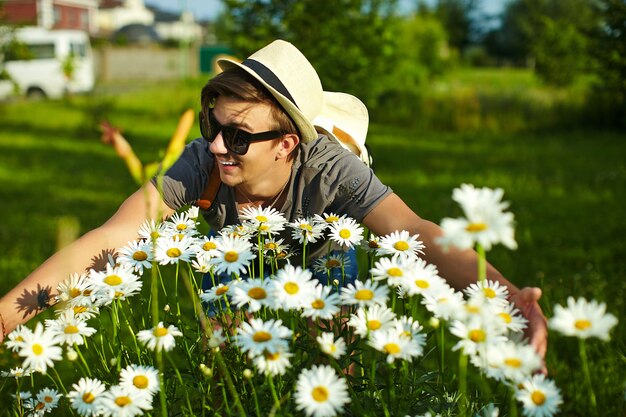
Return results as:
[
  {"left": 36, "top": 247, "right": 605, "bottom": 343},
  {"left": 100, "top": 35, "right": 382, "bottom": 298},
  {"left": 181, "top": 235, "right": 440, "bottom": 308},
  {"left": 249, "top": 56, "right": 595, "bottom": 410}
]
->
[
  {"left": 313, "top": 212, "right": 345, "bottom": 227},
  {"left": 261, "top": 237, "right": 289, "bottom": 258},
  {"left": 316, "top": 332, "right": 347, "bottom": 359},
  {"left": 235, "top": 318, "right": 292, "bottom": 357},
  {"left": 360, "top": 234, "right": 381, "bottom": 253},
  {"left": 393, "top": 316, "right": 426, "bottom": 344},
  {"left": 294, "top": 364, "right": 350, "bottom": 417},
  {"left": 164, "top": 211, "right": 197, "bottom": 235},
  {"left": 288, "top": 217, "right": 326, "bottom": 244},
  {"left": 68, "top": 377, "right": 106, "bottom": 417},
  {"left": 200, "top": 282, "right": 233, "bottom": 304},
  {"left": 549, "top": 297, "right": 618, "bottom": 340},
  {"left": 154, "top": 235, "right": 194, "bottom": 265},
  {"left": 377, "top": 230, "right": 425, "bottom": 261},
  {"left": 120, "top": 364, "right": 160, "bottom": 395},
  {"left": 99, "top": 385, "right": 153, "bottom": 417},
  {"left": 450, "top": 316, "right": 507, "bottom": 356},
  {"left": 368, "top": 329, "right": 423, "bottom": 363},
  {"left": 313, "top": 253, "right": 351, "bottom": 275},
  {"left": 45, "top": 310, "right": 96, "bottom": 346},
  {"left": 495, "top": 302, "right": 528, "bottom": 334},
  {"left": 25, "top": 387, "right": 61, "bottom": 414},
  {"left": 421, "top": 285, "right": 466, "bottom": 321},
  {"left": 348, "top": 305, "right": 396, "bottom": 338},
  {"left": 239, "top": 205, "right": 286, "bottom": 235},
  {"left": 230, "top": 278, "right": 274, "bottom": 312},
  {"left": 340, "top": 279, "right": 389, "bottom": 308},
  {"left": 483, "top": 341, "right": 542, "bottom": 383},
  {"left": 56, "top": 273, "right": 93, "bottom": 307},
  {"left": 88, "top": 263, "right": 142, "bottom": 305},
  {"left": 301, "top": 284, "right": 341, "bottom": 320},
  {"left": 137, "top": 219, "right": 167, "bottom": 241},
  {"left": 400, "top": 257, "right": 446, "bottom": 297},
  {"left": 117, "top": 240, "right": 153, "bottom": 274},
  {"left": 1, "top": 367, "right": 32, "bottom": 378},
  {"left": 210, "top": 235, "right": 256, "bottom": 276},
  {"left": 515, "top": 374, "right": 563, "bottom": 417},
  {"left": 193, "top": 235, "right": 220, "bottom": 259},
  {"left": 136, "top": 322, "right": 182, "bottom": 352},
  {"left": 270, "top": 265, "right": 318, "bottom": 310},
  {"left": 327, "top": 217, "right": 364, "bottom": 249},
  {"left": 437, "top": 184, "right": 517, "bottom": 251},
  {"left": 62, "top": 304, "right": 101, "bottom": 321},
  {"left": 4, "top": 324, "right": 33, "bottom": 352},
  {"left": 18, "top": 322, "right": 63, "bottom": 374},
  {"left": 369, "top": 256, "right": 409, "bottom": 286},
  {"left": 186, "top": 205, "right": 199, "bottom": 220},
  {"left": 252, "top": 347, "right": 293, "bottom": 376},
  {"left": 464, "top": 279, "right": 509, "bottom": 309},
  {"left": 191, "top": 252, "right": 213, "bottom": 273}
]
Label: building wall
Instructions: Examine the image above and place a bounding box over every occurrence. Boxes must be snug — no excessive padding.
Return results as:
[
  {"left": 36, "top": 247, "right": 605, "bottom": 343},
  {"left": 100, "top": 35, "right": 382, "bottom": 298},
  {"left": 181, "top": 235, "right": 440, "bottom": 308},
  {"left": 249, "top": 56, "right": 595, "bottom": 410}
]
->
[{"left": 3, "top": 0, "right": 38, "bottom": 25}]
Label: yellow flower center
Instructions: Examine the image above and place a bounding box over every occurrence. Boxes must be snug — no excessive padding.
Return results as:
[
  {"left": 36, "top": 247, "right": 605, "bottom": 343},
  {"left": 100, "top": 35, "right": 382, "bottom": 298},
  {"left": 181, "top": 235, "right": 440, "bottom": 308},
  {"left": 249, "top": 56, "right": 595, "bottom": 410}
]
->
[
  {"left": 483, "top": 288, "right": 497, "bottom": 298},
  {"left": 69, "top": 288, "right": 81, "bottom": 298},
  {"left": 575, "top": 319, "right": 592, "bottom": 330},
  {"left": 387, "top": 267, "right": 403, "bottom": 277},
  {"left": 312, "top": 386, "right": 329, "bottom": 402},
  {"left": 104, "top": 275, "right": 122, "bottom": 286},
  {"left": 64, "top": 325, "right": 79, "bottom": 334},
  {"left": 133, "top": 375, "right": 149, "bottom": 389},
  {"left": 384, "top": 343, "right": 401, "bottom": 355},
  {"left": 255, "top": 215, "right": 268, "bottom": 222},
  {"left": 469, "top": 329, "right": 486, "bottom": 343},
  {"left": 466, "top": 222, "right": 488, "bottom": 232},
  {"left": 73, "top": 306, "right": 88, "bottom": 314},
  {"left": 35, "top": 403, "right": 45, "bottom": 411},
  {"left": 216, "top": 286, "right": 229, "bottom": 296},
  {"left": 253, "top": 331, "right": 272, "bottom": 343},
  {"left": 82, "top": 392, "right": 95, "bottom": 403},
  {"left": 115, "top": 396, "right": 132, "bottom": 407},
  {"left": 203, "top": 241, "right": 217, "bottom": 251},
  {"left": 284, "top": 282, "right": 299, "bottom": 295},
  {"left": 415, "top": 279, "right": 429, "bottom": 289},
  {"left": 531, "top": 390, "right": 546, "bottom": 405},
  {"left": 299, "top": 223, "right": 313, "bottom": 231},
  {"left": 32, "top": 344, "right": 44, "bottom": 355},
  {"left": 355, "top": 289, "right": 374, "bottom": 300},
  {"left": 248, "top": 287, "right": 267, "bottom": 300},
  {"left": 504, "top": 358, "right": 522, "bottom": 368},
  {"left": 498, "top": 312, "right": 512, "bottom": 323},
  {"left": 83, "top": 289, "right": 92, "bottom": 296},
  {"left": 264, "top": 351, "right": 280, "bottom": 360},
  {"left": 394, "top": 241, "right": 409, "bottom": 251},
  {"left": 150, "top": 231, "right": 160, "bottom": 240},
  {"left": 153, "top": 327, "right": 168, "bottom": 337},
  {"left": 176, "top": 224, "right": 187, "bottom": 231},
  {"left": 339, "top": 229, "right": 351, "bottom": 239},
  {"left": 224, "top": 251, "right": 239, "bottom": 263},
  {"left": 467, "top": 305, "right": 480, "bottom": 314},
  {"left": 311, "top": 299, "right": 325, "bottom": 309},
  {"left": 259, "top": 224, "right": 270, "bottom": 232},
  {"left": 325, "top": 216, "right": 339, "bottom": 223},
  {"left": 367, "top": 320, "right": 381, "bottom": 330},
  {"left": 326, "top": 259, "right": 341, "bottom": 268},
  {"left": 166, "top": 248, "right": 182, "bottom": 258},
  {"left": 265, "top": 242, "right": 277, "bottom": 250},
  {"left": 44, "top": 396, "right": 53, "bottom": 403},
  {"left": 132, "top": 251, "right": 148, "bottom": 261}
]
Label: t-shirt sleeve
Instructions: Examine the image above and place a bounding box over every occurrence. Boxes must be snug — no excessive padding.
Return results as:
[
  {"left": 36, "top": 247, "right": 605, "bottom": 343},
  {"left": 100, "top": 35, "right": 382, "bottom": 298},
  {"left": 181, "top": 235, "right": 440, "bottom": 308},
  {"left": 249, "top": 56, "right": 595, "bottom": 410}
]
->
[
  {"left": 150, "top": 138, "right": 213, "bottom": 210},
  {"left": 314, "top": 142, "right": 392, "bottom": 222}
]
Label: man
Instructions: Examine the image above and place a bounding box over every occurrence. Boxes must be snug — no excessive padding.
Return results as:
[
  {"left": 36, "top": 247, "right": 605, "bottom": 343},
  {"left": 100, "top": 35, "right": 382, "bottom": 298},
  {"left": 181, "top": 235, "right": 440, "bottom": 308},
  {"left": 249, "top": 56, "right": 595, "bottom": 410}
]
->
[{"left": 0, "top": 40, "right": 547, "bottom": 360}]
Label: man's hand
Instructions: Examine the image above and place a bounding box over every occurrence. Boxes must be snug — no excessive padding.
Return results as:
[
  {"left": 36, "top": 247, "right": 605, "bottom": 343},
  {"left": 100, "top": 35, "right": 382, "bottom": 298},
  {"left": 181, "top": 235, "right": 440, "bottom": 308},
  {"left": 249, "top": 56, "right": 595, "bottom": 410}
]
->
[{"left": 509, "top": 287, "right": 548, "bottom": 373}]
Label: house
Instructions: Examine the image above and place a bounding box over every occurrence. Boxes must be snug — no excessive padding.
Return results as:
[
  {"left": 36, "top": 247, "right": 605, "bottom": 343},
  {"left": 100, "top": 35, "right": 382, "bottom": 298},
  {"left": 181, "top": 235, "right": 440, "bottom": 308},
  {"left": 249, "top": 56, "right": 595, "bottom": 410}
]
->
[
  {"left": 97, "top": 0, "right": 154, "bottom": 35},
  {"left": 2, "top": 0, "right": 99, "bottom": 34}
]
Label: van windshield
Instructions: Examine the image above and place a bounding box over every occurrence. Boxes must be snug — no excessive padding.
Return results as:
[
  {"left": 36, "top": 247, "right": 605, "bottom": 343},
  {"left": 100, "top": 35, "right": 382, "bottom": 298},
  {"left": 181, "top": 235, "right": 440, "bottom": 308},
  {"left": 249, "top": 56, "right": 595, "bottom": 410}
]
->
[{"left": 5, "top": 43, "right": 55, "bottom": 61}]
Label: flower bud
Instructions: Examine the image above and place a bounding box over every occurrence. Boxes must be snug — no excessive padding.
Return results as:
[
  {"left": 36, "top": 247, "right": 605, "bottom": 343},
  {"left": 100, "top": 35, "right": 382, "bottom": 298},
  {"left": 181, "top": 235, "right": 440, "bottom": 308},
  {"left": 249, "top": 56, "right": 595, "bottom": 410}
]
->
[
  {"left": 109, "top": 357, "right": 117, "bottom": 367},
  {"left": 199, "top": 363, "right": 213, "bottom": 378},
  {"left": 243, "top": 369, "right": 253, "bottom": 379},
  {"left": 163, "top": 304, "right": 171, "bottom": 312},
  {"left": 66, "top": 348, "right": 78, "bottom": 362},
  {"left": 429, "top": 317, "right": 440, "bottom": 329}
]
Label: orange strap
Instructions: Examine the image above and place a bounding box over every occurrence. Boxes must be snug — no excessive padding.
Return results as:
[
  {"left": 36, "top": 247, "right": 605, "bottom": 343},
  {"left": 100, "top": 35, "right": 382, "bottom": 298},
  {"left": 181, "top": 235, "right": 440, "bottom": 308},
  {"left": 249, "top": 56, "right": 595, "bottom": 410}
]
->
[
  {"left": 196, "top": 161, "right": 221, "bottom": 210},
  {"left": 332, "top": 125, "right": 362, "bottom": 157}
]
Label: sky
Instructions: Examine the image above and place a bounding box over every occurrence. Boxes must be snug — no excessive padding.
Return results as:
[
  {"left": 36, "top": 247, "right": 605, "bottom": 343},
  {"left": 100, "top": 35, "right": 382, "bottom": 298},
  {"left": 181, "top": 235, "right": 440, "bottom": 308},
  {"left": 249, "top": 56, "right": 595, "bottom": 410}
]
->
[{"left": 143, "top": 0, "right": 506, "bottom": 22}]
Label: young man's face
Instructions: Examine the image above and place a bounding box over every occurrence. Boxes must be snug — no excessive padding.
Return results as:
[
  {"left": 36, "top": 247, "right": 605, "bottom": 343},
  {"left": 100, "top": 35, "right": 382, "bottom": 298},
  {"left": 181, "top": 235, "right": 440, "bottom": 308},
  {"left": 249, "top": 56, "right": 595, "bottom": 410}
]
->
[{"left": 209, "top": 95, "right": 286, "bottom": 190}]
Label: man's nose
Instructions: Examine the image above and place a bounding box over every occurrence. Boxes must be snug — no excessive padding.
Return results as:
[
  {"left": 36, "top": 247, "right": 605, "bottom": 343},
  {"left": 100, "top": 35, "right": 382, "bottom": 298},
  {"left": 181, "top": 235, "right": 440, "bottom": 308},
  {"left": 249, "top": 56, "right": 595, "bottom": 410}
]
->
[{"left": 209, "top": 131, "right": 228, "bottom": 154}]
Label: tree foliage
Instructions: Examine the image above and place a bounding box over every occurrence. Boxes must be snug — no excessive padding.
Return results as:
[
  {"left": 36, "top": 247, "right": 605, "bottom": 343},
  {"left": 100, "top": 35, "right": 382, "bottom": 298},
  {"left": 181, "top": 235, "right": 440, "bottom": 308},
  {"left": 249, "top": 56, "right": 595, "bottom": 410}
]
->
[
  {"left": 432, "top": 0, "right": 482, "bottom": 53},
  {"left": 215, "top": 0, "right": 399, "bottom": 105}
]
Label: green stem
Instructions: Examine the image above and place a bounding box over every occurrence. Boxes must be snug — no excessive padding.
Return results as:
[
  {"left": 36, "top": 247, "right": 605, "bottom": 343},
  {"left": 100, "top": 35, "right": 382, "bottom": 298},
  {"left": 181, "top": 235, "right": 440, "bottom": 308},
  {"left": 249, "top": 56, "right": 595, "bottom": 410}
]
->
[
  {"left": 476, "top": 243, "right": 486, "bottom": 282},
  {"left": 458, "top": 351, "right": 468, "bottom": 417},
  {"left": 268, "top": 374, "right": 281, "bottom": 410},
  {"left": 579, "top": 338, "right": 598, "bottom": 412}
]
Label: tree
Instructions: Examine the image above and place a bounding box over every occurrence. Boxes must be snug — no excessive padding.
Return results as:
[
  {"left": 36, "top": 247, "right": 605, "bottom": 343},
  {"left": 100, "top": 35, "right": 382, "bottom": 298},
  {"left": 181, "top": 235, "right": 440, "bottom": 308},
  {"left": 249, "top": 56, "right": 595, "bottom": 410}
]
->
[
  {"left": 215, "top": 0, "right": 399, "bottom": 105},
  {"left": 432, "top": 0, "right": 483, "bottom": 53}
]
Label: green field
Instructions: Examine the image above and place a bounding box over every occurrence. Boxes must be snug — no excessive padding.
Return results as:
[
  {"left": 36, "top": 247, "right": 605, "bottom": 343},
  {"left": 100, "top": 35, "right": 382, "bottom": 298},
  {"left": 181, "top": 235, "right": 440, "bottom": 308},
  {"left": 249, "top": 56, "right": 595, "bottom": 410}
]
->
[{"left": 0, "top": 72, "right": 624, "bottom": 415}]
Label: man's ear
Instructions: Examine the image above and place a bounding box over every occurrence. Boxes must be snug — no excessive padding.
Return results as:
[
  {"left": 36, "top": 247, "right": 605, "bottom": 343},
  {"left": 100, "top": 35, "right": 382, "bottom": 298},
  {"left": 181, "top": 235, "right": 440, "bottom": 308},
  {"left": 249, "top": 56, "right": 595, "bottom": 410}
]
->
[{"left": 276, "top": 133, "right": 300, "bottom": 159}]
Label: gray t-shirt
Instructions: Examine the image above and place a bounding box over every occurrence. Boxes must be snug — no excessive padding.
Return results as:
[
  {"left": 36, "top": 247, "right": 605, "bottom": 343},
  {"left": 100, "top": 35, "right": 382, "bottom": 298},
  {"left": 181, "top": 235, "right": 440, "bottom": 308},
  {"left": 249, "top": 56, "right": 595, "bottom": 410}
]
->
[{"left": 154, "top": 135, "right": 392, "bottom": 261}]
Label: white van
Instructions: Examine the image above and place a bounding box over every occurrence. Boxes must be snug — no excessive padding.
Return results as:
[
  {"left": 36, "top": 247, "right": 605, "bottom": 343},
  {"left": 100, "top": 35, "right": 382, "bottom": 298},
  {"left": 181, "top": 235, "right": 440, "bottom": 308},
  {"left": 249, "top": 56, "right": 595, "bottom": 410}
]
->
[{"left": 0, "top": 27, "right": 95, "bottom": 99}]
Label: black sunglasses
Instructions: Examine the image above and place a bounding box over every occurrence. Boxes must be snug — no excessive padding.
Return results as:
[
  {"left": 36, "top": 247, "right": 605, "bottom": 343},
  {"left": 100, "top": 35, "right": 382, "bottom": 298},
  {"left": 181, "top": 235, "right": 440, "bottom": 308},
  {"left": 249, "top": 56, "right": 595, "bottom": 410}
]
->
[{"left": 199, "top": 109, "right": 283, "bottom": 155}]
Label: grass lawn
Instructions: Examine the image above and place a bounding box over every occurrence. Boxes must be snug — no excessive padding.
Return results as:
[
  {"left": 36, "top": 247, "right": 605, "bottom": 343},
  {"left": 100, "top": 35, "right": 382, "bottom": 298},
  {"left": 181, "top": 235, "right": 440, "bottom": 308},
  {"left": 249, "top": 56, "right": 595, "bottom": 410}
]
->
[{"left": 0, "top": 76, "right": 624, "bottom": 415}]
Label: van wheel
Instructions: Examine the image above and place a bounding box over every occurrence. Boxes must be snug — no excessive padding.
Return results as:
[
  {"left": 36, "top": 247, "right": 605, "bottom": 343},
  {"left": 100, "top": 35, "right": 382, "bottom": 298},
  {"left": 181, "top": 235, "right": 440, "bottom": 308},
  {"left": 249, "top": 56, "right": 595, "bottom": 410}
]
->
[{"left": 26, "top": 87, "right": 47, "bottom": 100}]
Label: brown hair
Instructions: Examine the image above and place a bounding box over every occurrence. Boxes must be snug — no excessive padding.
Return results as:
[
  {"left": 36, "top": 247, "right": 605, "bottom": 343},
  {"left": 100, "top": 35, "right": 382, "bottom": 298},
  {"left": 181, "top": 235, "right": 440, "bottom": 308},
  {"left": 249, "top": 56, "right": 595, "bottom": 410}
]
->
[{"left": 200, "top": 67, "right": 299, "bottom": 138}]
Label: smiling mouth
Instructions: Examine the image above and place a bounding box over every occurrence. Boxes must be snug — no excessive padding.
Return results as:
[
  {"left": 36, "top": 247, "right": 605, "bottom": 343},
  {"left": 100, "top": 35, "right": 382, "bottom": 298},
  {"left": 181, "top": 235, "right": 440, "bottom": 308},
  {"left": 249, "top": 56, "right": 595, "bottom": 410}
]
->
[{"left": 218, "top": 160, "right": 239, "bottom": 166}]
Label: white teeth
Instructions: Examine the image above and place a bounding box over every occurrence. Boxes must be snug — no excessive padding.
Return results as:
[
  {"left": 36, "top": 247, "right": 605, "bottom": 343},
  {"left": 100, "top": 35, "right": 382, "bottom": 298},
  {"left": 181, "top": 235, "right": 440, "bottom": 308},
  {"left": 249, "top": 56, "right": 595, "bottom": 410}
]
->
[{"left": 220, "top": 161, "right": 237, "bottom": 166}]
